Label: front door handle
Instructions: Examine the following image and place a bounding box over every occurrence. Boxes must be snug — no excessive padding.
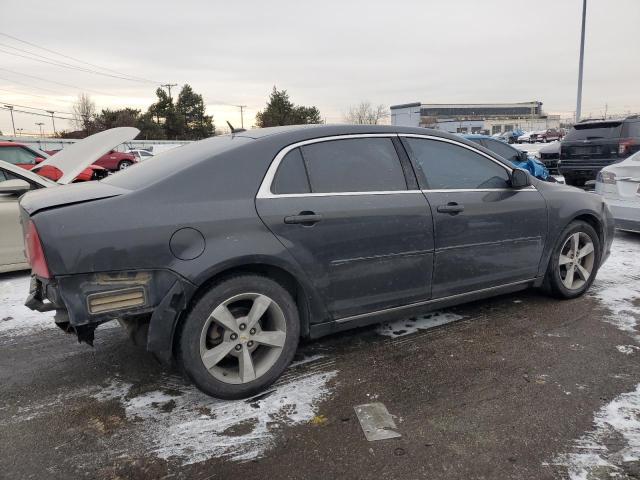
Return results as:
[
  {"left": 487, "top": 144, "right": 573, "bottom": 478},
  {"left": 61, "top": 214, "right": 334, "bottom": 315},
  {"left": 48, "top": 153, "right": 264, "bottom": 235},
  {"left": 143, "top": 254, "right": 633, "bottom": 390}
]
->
[
  {"left": 284, "top": 211, "right": 322, "bottom": 225},
  {"left": 437, "top": 202, "right": 464, "bottom": 215}
]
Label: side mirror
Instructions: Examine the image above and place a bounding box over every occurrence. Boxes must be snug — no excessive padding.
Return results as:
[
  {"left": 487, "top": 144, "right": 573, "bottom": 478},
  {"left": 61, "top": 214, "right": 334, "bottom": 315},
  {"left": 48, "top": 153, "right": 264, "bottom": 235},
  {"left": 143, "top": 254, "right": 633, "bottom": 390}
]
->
[
  {"left": 34, "top": 156, "right": 45, "bottom": 164},
  {"left": 518, "top": 151, "right": 528, "bottom": 162},
  {"left": 510, "top": 168, "right": 531, "bottom": 188},
  {"left": 0, "top": 179, "right": 31, "bottom": 195}
]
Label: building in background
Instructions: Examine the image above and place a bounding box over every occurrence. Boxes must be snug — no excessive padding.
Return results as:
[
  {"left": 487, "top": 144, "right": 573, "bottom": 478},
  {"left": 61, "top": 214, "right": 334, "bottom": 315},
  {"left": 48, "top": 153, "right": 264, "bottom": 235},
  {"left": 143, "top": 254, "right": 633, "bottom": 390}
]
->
[{"left": 390, "top": 101, "right": 560, "bottom": 134}]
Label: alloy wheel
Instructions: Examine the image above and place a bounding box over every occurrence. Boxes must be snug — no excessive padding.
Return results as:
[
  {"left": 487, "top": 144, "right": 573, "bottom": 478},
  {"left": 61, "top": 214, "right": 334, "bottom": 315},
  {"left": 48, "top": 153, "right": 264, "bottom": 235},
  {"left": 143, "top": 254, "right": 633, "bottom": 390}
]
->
[
  {"left": 558, "top": 232, "right": 595, "bottom": 290},
  {"left": 199, "top": 293, "right": 287, "bottom": 384}
]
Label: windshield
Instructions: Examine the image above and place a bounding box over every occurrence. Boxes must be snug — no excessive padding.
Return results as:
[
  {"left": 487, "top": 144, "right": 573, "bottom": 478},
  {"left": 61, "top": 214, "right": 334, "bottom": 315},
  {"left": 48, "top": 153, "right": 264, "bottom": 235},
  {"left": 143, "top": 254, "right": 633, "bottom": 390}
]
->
[
  {"left": 102, "top": 134, "right": 252, "bottom": 190},
  {"left": 564, "top": 121, "right": 623, "bottom": 141}
]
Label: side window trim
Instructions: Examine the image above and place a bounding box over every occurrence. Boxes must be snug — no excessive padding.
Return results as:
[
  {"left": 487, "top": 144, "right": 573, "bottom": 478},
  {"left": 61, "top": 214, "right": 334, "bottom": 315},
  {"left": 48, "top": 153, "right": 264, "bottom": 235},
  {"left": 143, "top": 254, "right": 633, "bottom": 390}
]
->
[
  {"left": 399, "top": 134, "right": 523, "bottom": 192},
  {"left": 258, "top": 134, "right": 420, "bottom": 198}
]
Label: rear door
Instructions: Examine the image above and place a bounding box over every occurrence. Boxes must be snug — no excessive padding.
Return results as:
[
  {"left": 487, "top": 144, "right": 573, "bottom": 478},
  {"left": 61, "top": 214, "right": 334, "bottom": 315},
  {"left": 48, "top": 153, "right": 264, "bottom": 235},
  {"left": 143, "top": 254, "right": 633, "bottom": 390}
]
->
[
  {"left": 401, "top": 135, "right": 548, "bottom": 298},
  {"left": 256, "top": 135, "right": 435, "bottom": 320}
]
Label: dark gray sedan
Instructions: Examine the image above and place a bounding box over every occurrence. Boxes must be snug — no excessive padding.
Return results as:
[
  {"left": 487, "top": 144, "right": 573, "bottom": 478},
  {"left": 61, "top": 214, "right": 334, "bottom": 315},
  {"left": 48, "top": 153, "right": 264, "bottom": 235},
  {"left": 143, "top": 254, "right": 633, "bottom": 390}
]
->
[{"left": 19, "top": 125, "right": 614, "bottom": 398}]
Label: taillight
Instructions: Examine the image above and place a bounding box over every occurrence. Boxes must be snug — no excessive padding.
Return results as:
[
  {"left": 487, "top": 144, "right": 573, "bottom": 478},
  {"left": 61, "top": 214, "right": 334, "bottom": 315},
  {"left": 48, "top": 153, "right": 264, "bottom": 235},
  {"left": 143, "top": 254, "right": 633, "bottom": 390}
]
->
[
  {"left": 619, "top": 139, "right": 635, "bottom": 156},
  {"left": 597, "top": 171, "right": 617, "bottom": 185},
  {"left": 24, "top": 221, "right": 51, "bottom": 278}
]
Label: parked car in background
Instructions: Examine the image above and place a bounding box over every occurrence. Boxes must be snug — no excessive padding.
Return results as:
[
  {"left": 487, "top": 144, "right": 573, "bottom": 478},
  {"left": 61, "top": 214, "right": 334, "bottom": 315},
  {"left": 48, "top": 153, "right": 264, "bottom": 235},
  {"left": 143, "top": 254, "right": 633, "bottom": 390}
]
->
[
  {"left": 595, "top": 151, "right": 640, "bottom": 233},
  {"left": 0, "top": 142, "right": 106, "bottom": 182},
  {"left": 463, "top": 134, "right": 550, "bottom": 180},
  {"left": 48, "top": 148, "right": 138, "bottom": 171},
  {"left": 559, "top": 116, "right": 640, "bottom": 186},
  {"left": 530, "top": 128, "right": 562, "bottom": 143},
  {"left": 498, "top": 129, "right": 525, "bottom": 144},
  {"left": 128, "top": 149, "right": 155, "bottom": 161},
  {"left": 517, "top": 132, "right": 533, "bottom": 144},
  {"left": 538, "top": 142, "right": 561, "bottom": 175},
  {"left": 21, "top": 124, "right": 613, "bottom": 399},
  {"left": 0, "top": 127, "right": 139, "bottom": 273}
]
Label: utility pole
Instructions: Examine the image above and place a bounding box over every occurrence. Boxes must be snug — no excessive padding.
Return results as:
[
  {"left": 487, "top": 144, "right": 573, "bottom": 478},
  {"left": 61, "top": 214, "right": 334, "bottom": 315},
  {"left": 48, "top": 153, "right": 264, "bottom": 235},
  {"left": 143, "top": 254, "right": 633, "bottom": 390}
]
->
[
  {"left": 16, "top": 128, "right": 23, "bottom": 136},
  {"left": 576, "top": 0, "right": 587, "bottom": 122},
  {"left": 36, "top": 122, "right": 44, "bottom": 137},
  {"left": 4, "top": 105, "right": 16, "bottom": 136},
  {"left": 47, "top": 110, "right": 57, "bottom": 136},
  {"left": 161, "top": 83, "right": 178, "bottom": 101},
  {"left": 234, "top": 105, "right": 247, "bottom": 129}
]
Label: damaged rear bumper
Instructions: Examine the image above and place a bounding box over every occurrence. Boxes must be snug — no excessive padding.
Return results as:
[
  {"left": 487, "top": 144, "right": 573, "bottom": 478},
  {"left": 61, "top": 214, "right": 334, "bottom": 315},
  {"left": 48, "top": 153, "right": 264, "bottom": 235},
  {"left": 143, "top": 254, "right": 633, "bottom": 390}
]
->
[{"left": 26, "top": 269, "right": 196, "bottom": 363}]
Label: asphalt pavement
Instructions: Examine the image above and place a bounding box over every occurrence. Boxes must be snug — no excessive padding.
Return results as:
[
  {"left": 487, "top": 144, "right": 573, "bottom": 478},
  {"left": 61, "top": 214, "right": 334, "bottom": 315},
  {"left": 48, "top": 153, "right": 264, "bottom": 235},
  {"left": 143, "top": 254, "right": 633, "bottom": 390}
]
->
[{"left": 1, "top": 232, "right": 639, "bottom": 480}]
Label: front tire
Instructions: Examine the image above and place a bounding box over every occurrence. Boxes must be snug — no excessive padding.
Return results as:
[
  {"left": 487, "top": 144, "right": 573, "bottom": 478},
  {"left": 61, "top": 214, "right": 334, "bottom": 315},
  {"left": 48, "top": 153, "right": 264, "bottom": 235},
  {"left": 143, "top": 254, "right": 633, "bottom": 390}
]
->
[
  {"left": 544, "top": 221, "right": 600, "bottom": 299},
  {"left": 118, "top": 160, "right": 133, "bottom": 170},
  {"left": 177, "top": 274, "right": 300, "bottom": 399}
]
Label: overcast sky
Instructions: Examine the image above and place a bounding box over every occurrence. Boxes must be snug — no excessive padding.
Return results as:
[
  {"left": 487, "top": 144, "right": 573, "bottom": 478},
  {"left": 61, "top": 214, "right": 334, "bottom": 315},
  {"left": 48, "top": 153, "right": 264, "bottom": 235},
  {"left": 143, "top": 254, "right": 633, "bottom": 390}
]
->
[{"left": 0, "top": 0, "right": 638, "bottom": 136}]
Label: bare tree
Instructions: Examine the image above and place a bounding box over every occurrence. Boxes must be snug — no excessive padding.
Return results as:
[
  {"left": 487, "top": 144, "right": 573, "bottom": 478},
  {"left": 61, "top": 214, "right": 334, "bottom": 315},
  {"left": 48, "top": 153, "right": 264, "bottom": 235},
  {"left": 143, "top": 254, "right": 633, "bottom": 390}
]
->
[
  {"left": 73, "top": 93, "right": 96, "bottom": 135},
  {"left": 344, "top": 101, "right": 389, "bottom": 125}
]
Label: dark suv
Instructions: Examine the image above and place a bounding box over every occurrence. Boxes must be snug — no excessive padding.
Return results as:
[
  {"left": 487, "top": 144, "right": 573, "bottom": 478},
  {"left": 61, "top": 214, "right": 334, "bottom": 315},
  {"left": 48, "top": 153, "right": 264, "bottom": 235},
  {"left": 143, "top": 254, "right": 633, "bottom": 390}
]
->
[
  {"left": 559, "top": 116, "right": 640, "bottom": 186},
  {"left": 20, "top": 125, "right": 613, "bottom": 399}
]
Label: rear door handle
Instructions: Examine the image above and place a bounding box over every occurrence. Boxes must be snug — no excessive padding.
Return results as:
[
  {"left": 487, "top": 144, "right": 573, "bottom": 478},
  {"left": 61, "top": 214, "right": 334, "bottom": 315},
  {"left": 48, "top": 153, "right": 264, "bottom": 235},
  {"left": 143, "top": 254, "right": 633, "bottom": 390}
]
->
[
  {"left": 284, "top": 212, "right": 322, "bottom": 225},
  {"left": 437, "top": 202, "right": 464, "bottom": 215}
]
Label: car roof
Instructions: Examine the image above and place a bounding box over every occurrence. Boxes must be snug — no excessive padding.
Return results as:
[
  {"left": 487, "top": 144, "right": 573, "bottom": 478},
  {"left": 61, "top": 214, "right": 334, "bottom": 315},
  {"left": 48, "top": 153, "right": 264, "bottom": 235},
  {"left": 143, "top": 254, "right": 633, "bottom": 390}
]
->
[{"left": 233, "top": 124, "right": 466, "bottom": 142}]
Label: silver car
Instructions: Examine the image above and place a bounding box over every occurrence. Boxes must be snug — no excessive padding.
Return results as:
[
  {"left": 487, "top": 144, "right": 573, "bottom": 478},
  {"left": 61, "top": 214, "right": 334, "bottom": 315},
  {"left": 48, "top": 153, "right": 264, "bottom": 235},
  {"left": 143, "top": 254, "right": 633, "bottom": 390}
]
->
[
  {"left": 596, "top": 151, "right": 640, "bottom": 233},
  {"left": 0, "top": 128, "right": 139, "bottom": 273}
]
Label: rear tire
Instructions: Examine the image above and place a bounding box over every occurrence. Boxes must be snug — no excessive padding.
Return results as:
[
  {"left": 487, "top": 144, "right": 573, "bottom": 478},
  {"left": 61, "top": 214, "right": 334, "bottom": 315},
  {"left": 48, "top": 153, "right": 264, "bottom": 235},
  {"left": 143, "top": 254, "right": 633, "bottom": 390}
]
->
[
  {"left": 544, "top": 221, "right": 600, "bottom": 299},
  {"left": 118, "top": 160, "right": 133, "bottom": 170},
  {"left": 177, "top": 274, "right": 300, "bottom": 399}
]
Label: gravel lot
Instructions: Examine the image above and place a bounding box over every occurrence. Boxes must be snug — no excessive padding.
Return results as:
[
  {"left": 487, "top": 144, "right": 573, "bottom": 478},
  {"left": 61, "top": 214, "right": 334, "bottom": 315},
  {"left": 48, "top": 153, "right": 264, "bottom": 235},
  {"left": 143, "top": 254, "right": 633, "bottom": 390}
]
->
[{"left": 1, "top": 231, "right": 639, "bottom": 480}]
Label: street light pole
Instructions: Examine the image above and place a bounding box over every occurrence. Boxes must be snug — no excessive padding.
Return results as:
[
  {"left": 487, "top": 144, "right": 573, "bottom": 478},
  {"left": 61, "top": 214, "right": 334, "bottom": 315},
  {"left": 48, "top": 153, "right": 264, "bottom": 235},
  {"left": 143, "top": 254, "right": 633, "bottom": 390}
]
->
[
  {"left": 36, "top": 122, "right": 44, "bottom": 137},
  {"left": 47, "top": 111, "right": 57, "bottom": 136},
  {"left": 4, "top": 105, "right": 16, "bottom": 136},
  {"left": 576, "top": 0, "right": 587, "bottom": 122}
]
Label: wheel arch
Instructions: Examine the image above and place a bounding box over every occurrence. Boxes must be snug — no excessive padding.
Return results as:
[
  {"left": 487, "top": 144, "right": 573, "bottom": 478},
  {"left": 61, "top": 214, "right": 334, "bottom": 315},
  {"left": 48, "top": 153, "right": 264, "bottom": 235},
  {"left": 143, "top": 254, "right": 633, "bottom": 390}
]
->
[{"left": 170, "top": 257, "right": 326, "bottom": 360}]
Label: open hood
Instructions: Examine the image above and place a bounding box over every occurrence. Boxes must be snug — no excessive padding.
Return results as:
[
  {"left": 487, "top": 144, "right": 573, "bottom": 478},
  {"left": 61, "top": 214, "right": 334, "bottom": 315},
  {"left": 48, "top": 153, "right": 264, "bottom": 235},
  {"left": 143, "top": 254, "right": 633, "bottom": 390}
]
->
[{"left": 32, "top": 127, "right": 139, "bottom": 184}]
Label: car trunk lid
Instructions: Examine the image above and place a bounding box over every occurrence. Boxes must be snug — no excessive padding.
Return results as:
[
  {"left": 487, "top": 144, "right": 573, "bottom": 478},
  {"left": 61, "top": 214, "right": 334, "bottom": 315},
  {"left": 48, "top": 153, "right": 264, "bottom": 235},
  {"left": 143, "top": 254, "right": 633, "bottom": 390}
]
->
[{"left": 19, "top": 181, "right": 129, "bottom": 216}]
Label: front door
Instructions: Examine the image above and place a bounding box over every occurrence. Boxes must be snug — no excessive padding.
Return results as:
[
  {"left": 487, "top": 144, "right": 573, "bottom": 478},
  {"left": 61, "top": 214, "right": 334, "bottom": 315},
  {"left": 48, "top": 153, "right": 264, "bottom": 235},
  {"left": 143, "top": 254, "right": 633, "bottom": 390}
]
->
[
  {"left": 256, "top": 135, "right": 435, "bottom": 320},
  {"left": 401, "top": 135, "right": 548, "bottom": 298}
]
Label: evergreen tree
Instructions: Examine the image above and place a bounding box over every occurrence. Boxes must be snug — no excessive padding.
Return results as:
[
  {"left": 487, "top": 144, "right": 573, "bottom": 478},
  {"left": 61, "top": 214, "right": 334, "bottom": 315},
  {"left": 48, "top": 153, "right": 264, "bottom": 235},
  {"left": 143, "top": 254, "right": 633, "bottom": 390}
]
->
[{"left": 255, "top": 87, "right": 322, "bottom": 127}]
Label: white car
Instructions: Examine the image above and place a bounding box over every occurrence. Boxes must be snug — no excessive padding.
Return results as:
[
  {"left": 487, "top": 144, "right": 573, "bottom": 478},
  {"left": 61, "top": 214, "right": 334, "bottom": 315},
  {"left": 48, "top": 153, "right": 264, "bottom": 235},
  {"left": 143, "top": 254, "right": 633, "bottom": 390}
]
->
[
  {"left": 0, "top": 128, "right": 139, "bottom": 273},
  {"left": 595, "top": 151, "right": 640, "bottom": 233},
  {"left": 517, "top": 132, "right": 532, "bottom": 144},
  {"left": 128, "top": 149, "right": 155, "bottom": 161}
]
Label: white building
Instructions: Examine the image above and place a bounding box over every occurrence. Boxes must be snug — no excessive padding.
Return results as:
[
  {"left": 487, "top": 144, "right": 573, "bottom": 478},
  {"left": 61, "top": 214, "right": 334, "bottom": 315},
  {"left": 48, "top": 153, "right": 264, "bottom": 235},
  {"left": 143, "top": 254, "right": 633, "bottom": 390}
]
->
[{"left": 390, "top": 101, "right": 560, "bottom": 134}]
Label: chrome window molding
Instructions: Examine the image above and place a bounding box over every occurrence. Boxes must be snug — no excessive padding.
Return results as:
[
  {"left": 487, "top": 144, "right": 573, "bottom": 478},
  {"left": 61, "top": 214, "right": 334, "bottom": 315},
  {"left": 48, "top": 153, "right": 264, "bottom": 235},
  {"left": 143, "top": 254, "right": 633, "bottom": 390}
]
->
[
  {"left": 256, "top": 132, "right": 536, "bottom": 199},
  {"left": 256, "top": 133, "right": 399, "bottom": 199}
]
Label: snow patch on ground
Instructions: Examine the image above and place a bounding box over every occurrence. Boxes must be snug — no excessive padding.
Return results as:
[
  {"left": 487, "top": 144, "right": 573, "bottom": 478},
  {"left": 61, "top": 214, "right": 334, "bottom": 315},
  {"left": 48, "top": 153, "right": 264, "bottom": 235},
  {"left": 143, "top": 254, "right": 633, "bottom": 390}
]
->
[
  {"left": 0, "top": 273, "right": 54, "bottom": 338},
  {"left": 550, "top": 235, "right": 640, "bottom": 479},
  {"left": 94, "top": 370, "right": 337, "bottom": 464},
  {"left": 377, "top": 311, "right": 463, "bottom": 338}
]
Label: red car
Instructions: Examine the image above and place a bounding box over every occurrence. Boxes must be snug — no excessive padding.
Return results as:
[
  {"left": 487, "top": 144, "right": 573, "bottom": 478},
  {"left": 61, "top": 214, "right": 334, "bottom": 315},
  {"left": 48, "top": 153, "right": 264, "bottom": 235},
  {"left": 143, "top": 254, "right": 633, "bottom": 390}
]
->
[
  {"left": 0, "top": 142, "right": 106, "bottom": 182},
  {"left": 48, "top": 148, "right": 137, "bottom": 171}
]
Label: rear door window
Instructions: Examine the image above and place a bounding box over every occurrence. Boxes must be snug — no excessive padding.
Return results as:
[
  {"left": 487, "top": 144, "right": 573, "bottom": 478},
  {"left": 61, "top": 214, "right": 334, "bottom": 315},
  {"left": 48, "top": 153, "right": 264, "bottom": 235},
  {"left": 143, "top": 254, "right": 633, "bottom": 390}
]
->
[
  {"left": 272, "top": 148, "right": 310, "bottom": 194},
  {"left": 300, "top": 138, "right": 407, "bottom": 193},
  {"left": 404, "top": 138, "right": 510, "bottom": 190},
  {"left": 564, "top": 122, "right": 623, "bottom": 141}
]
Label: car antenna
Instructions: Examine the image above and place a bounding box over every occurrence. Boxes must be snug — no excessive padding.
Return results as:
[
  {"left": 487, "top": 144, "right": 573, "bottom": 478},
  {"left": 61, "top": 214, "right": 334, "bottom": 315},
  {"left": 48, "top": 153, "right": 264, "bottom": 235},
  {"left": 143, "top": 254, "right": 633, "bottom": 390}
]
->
[{"left": 226, "top": 121, "right": 246, "bottom": 135}]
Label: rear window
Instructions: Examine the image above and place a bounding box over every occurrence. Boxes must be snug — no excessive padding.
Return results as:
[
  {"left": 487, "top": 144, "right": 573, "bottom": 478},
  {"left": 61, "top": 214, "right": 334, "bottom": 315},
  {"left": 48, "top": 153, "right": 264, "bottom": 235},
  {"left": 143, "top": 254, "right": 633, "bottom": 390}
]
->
[
  {"left": 102, "top": 135, "right": 251, "bottom": 190},
  {"left": 564, "top": 122, "right": 623, "bottom": 141}
]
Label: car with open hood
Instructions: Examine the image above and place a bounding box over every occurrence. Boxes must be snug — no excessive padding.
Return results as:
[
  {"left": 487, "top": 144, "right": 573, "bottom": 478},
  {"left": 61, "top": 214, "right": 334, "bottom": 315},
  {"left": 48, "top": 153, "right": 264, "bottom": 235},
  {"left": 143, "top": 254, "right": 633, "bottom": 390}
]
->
[
  {"left": 0, "top": 141, "right": 107, "bottom": 182},
  {"left": 0, "top": 127, "right": 139, "bottom": 273},
  {"left": 20, "top": 124, "right": 614, "bottom": 399}
]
